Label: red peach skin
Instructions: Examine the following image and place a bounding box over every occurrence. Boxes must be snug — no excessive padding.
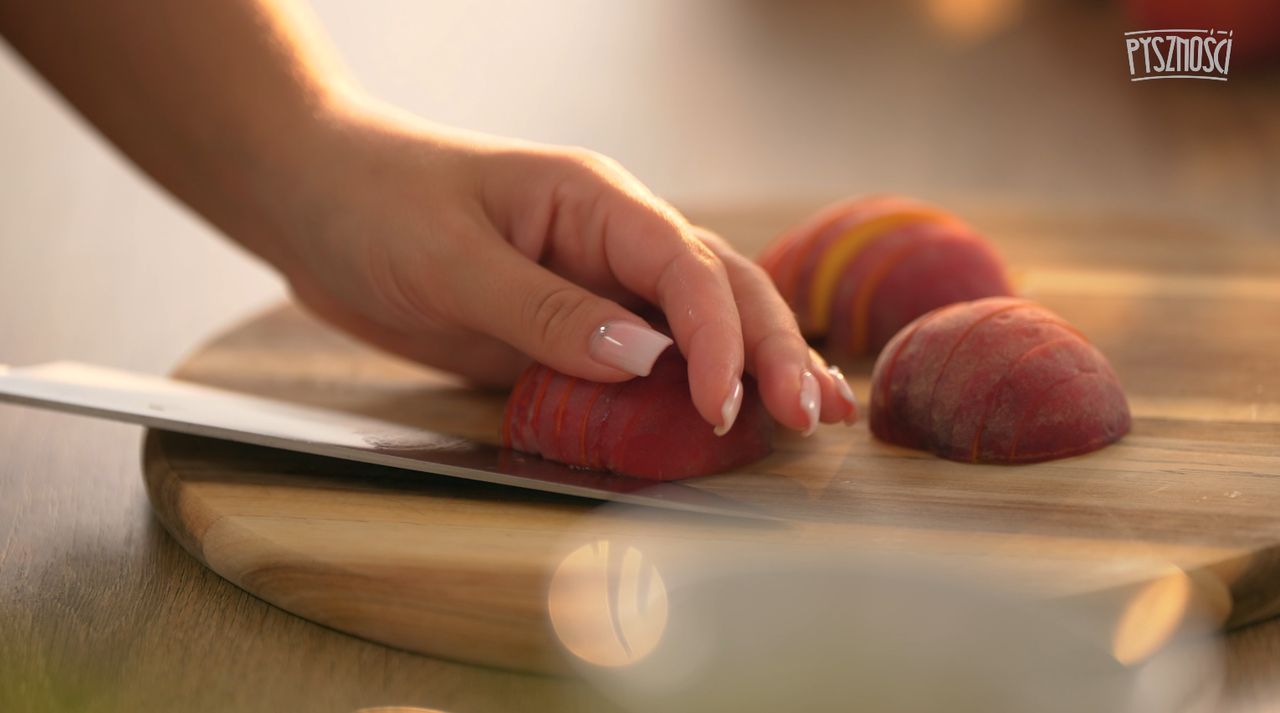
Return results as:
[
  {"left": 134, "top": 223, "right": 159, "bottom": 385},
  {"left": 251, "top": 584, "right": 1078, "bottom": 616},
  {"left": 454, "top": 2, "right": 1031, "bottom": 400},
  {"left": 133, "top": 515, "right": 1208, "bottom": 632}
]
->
[
  {"left": 759, "top": 195, "right": 1014, "bottom": 356},
  {"left": 869, "top": 297, "right": 1131, "bottom": 464},
  {"left": 503, "top": 351, "right": 773, "bottom": 480}
]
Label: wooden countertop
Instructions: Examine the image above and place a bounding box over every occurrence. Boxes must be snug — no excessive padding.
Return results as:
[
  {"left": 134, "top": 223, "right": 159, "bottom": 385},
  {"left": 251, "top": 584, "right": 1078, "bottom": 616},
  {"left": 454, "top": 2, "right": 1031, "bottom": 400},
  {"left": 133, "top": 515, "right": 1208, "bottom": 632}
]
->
[{"left": 2, "top": 2, "right": 1278, "bottom": 711}]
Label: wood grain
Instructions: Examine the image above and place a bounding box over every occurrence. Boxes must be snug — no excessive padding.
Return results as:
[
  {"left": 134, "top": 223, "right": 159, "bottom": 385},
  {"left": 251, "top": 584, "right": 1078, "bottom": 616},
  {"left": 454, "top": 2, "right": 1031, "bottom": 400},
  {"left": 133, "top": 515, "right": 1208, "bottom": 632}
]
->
[{"left": 142, "top": 204, "right": 1280, "bottom": 677}]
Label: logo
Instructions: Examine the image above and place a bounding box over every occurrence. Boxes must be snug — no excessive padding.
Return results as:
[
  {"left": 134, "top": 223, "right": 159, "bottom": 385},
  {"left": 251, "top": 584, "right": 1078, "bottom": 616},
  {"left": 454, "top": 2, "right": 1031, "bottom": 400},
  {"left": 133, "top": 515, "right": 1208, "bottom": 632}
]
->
[{"left": 1125, "top": 29, "right": 1232, "bottom": 82}]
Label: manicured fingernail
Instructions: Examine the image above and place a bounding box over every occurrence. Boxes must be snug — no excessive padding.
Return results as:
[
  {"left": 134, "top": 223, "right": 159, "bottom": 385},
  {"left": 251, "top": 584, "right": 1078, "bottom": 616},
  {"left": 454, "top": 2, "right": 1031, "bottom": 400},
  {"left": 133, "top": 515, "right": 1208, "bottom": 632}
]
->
[
  {"left": 800, "top": 369, "right": 820, "bottom": 436},
  {"left": 589, "top": 321, "right": 673, "bottom": 377},
  {"left": 828, "top": 366, "right": 859, "bottom": 425},
  {"left": 713, "top": 379, "right": 744, "bottom": 436}
]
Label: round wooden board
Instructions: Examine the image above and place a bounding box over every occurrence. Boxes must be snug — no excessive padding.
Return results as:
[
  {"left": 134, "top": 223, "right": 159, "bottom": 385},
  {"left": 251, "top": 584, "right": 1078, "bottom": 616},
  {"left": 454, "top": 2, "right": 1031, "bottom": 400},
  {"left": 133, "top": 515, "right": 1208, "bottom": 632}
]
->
[{"left": 143, "top": 204, "right": 1280, "bottom": 673}]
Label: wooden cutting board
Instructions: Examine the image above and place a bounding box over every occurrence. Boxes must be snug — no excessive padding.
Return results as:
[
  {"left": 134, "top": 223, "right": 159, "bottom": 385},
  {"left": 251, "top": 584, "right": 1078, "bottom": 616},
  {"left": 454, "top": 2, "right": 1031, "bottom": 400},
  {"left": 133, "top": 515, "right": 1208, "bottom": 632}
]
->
[{"left": 143, "top": 203, "right": 1280, "bottom": 674}]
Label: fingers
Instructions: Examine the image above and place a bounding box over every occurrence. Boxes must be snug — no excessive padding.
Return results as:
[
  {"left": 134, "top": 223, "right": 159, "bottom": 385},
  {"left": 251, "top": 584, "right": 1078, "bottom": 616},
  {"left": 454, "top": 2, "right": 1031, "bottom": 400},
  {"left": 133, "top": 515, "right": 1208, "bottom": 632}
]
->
[
  {"left": 448, "top": 232, "right": 674, "bottom": 384},
  {"left": 585, "top": 180, "right": 745, "bottom": 432},
  {"left": 806, "top": 346, "right": 860, "bottom": 426},
  {"left": 694, "top": 228, "right": 858, "bottom": 432},
  {"left": 481, "top": 148, "right": 852, "bottom": 435}
]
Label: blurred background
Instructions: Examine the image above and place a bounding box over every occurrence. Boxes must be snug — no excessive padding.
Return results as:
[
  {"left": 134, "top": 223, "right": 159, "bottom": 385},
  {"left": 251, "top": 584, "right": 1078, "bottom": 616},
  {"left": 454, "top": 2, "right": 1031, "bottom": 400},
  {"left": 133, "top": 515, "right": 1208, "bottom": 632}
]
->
[
  {"left": 2, "top": 0, "right": 1277, "bottom": 369},
  {"left": 1, "top": 1, "right": 1278, "bottom": 711},
  {"left": 3, "top": 0, "right": 1277, "bottom": 374}
]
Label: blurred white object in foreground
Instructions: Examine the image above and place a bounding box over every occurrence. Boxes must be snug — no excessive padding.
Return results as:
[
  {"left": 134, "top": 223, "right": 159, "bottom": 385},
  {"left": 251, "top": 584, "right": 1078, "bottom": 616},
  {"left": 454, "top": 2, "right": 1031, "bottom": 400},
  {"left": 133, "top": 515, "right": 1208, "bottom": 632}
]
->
[{"left": 548, "top": 512, "right": 1225, "bottom": 713}]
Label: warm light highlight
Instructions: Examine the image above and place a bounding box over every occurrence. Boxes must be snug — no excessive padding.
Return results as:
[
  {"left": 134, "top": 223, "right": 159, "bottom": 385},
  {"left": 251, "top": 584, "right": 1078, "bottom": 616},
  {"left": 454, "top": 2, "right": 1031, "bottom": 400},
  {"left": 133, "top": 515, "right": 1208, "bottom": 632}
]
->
[
  {"left": 923, "top": 0, "right": 1023, "bottom": 42},
  {"left": 1112, "top": 568, "right": 1194, "bottom": 666},
  {"left": 547, "top": 539, "right": 668, "bottom": 667}
]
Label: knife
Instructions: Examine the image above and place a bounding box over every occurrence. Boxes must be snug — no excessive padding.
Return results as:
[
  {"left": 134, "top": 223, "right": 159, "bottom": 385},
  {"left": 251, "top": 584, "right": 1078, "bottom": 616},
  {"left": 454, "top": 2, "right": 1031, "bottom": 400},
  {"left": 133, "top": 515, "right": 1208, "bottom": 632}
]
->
[{"left": 0, "top": 361, "right": 773, "bottom": 520}]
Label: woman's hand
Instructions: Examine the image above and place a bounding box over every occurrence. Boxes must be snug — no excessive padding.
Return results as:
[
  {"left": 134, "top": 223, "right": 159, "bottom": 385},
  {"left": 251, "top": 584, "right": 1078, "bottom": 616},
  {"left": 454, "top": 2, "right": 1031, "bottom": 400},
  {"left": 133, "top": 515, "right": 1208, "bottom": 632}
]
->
[
  {"left": 2, "top": 0, "right": 855, "bottom": 435},
  {"left": 270, "top": 99, "right": 858, "bottom": 435}
]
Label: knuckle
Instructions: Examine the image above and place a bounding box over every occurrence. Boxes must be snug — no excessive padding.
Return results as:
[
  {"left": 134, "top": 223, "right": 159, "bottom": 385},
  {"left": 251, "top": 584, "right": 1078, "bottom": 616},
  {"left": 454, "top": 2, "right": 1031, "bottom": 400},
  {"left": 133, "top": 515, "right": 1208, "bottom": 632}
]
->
[
  {"left": 682, "top": 243, "right": 728, "bottom": 280},
  {"left": 690, "top": 225, "right": 729, "bottom": 251},
  {"left": 525, "top": 285, "right": 594, "bottom": 347},
  {"left": 736, "top": 258, "right": 773, "bottom": 284},
  {"left": 557, "top": 147, "right": 621, "bottom": 177},
  {"left": 581, "top": 149, "right": 624, "bottom": 175},
  {"left": 546, "top": 151, "right": 620, "bottom": 210}
]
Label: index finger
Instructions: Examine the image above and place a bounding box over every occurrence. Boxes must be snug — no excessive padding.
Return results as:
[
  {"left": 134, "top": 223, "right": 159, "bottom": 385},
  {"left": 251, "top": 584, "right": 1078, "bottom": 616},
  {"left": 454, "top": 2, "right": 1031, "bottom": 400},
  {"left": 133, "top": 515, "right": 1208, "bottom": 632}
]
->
[{"left": 596, "top": 187, "right": 745, "bottom": 433}]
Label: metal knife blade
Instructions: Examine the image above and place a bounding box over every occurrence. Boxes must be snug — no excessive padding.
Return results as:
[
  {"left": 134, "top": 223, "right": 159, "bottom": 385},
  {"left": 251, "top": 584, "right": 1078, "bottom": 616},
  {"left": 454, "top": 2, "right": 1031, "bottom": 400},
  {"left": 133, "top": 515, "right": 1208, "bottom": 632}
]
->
[{"left": 0, "top": 361, "right": 775, "bottom": 520}]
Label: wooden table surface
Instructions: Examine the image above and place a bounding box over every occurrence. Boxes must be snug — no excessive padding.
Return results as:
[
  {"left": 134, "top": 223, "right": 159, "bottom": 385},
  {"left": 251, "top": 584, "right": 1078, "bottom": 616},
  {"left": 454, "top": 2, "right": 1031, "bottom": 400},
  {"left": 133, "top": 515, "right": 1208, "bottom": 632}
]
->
[{"left": 2, "top": 2, "right": 1278, "bottom": 712}]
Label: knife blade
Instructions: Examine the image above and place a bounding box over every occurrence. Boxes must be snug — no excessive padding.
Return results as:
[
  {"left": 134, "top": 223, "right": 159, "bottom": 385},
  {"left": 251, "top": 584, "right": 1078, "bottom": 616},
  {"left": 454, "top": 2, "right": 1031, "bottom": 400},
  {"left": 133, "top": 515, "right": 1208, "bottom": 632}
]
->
[{"left": 0, "top": 361, "right": 775, "bottom": 520}]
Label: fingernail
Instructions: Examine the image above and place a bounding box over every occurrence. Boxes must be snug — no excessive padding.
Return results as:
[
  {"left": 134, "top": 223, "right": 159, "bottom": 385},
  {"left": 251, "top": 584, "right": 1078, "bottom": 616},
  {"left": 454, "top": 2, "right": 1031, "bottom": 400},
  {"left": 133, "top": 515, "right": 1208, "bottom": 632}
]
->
[
  {"left": 713, "top": 379, "right": 744, "bottom": 437},
  {"left": 800, "top": 369, "right": 820, "bottom": 436},
  {"left": 589, "top": 321, "right": 673, "bottom": 377},
  {"left": 828, "top": 366, "right": 859, "bottom": 425}
]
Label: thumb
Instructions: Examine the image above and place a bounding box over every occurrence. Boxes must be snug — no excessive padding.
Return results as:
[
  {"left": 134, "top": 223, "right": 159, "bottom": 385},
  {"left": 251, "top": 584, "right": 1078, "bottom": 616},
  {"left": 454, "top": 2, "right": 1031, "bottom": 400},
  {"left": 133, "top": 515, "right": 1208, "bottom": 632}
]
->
[{"left": 452, "top": 243, "right": 673, "bottom": 382}]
